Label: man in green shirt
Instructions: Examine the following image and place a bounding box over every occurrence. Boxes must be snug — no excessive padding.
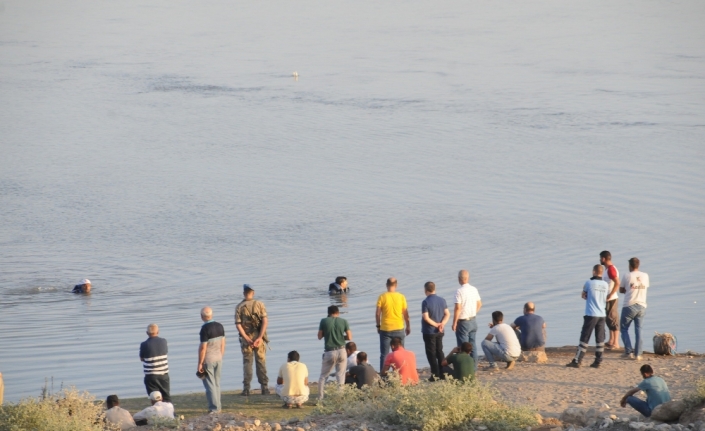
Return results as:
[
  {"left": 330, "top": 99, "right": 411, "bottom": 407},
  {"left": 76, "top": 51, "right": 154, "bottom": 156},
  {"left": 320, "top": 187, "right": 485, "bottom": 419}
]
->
[
  {"left": 441, "top": 342, "right": 475, "bottom": 382},
  {"left": 317, "top": 305, "right": 353, "bottom": 400}
]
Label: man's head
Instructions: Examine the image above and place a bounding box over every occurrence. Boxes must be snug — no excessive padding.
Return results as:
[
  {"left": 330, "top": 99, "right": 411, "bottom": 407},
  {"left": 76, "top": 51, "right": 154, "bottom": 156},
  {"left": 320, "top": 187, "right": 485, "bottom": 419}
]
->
[
  {"left": 335, "top": 276, "right": 348, "bottom": 290},
  {"left": 390, "top": 337, "right": 403, "bottom": 351},
  {"left": 524, "top": 302, "right": 535, "bottom": 314},
  {"left": 386, "top": 277, "right": 397, "bottom": 292},
  {"left": 629, "top": 257, "right": 640, "bottom": 272},
  {"left": 106, "top": 395, "right": 119, "bottom": 409},
  {"left": 146, "top": 323, "right": 159, "bottom": 337},
  {"left": 149, "top": 391, "right": 162, "bottom": 405},
  {"left": 599, "top": 250, "right": 612, "bottom": 265},
  {"left": 424, "top": 281, "right": 436, "bottom": 296},
  {"left": 328, "top": 305, "right": 339, "bottom": 316},
  {"left": 458, "top": 270, "right": 469, "bottom": 285},
  {"left": 461, "top": 342, "right": 473, "bottom": 354},
  {"left": 356, "top": 351, "right": 368, "bottom": 364},
  {"left": 640, "top": 364, "right": 654, "bottom": 378},
  {"left": 491, "top": 311, "right": 504, "bottom": 325},
  {"left": 287, "top": 350, "right": 300, "bottom": 362},
  {"left": 345, "top": 341, "right": 357, "bottom": 356},
  {"left": 593, "top": 264, "right": 604, "bottom": 277},
  {"left": 200, "top": 306, "right": 213, "bottom": 322},
  {"left": 79, "top": 279, "right": 91, "bottom": 293},
  {"left": 243, "top": 284, "right": 255, "bottom": 299}
]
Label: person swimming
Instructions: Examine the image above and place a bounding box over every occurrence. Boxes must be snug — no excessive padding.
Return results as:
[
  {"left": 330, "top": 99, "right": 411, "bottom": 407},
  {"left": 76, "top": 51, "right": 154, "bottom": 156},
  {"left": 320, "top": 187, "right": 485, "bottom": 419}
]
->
[
  {"left": 72, "top": 279, "right": 92, "bottom": 294},
  {"left": 328, "top": 276, "right": 349, "bottom": 295}
]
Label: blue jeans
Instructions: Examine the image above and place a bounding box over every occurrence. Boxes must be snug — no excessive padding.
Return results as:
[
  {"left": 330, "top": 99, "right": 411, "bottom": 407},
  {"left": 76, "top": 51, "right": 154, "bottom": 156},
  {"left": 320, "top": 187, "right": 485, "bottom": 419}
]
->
[
  {"left": 455, "top": 318, "right": 478, "bottom": 370},
  {"left": 481, "top": 339, "right": 517, "bottom": 367},
  {"left": 621, "top": 304, "right": 645, "bottom": 356},
  {"left": 627, "top": 396, "right": 652, "bottom": 417},
  {"left": 202, "top": 361, "right": 222, "bottom": 412},
  {"left": 379, "top": 330, "right": 405, "bottom": 371}
]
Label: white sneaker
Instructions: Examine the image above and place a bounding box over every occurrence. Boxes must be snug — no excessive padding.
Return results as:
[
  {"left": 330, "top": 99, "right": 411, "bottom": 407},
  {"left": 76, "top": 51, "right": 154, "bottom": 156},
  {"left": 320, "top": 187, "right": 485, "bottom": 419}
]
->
[
  {"left": 622, "top": 352, "right": 634, "bottom": 359},
  {"left": 635, "top": 355, "right": 643, "bottom": 361}
]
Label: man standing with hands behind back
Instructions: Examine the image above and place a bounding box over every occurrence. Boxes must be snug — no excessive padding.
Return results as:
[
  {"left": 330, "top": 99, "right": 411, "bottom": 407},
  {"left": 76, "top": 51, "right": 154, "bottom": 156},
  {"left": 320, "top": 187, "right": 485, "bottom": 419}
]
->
[
  {"left": 421, "top": 281, "right": 449, "bottom": 381},
  {"left": 235, "top": 284, "right": 269, "bottom": 396},
  {"left": 375, "top": 278, "right": 411, "bottom": 372},
  {"left": 452, "top": 270, "right": 482, "bottom": 370}
]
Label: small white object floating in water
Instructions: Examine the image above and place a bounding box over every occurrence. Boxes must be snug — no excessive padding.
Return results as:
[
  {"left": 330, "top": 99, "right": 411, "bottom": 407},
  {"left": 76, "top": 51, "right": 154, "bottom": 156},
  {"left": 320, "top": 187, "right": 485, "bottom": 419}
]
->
[{"left": 292, "top": 71, "right": 298, "bottom": 78}]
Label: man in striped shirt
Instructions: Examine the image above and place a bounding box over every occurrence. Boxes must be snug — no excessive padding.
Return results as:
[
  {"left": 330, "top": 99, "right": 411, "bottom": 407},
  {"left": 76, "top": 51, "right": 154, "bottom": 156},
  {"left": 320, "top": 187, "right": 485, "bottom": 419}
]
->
[{"left": 139, "top": 323, "right": 170, "bottom": 402}]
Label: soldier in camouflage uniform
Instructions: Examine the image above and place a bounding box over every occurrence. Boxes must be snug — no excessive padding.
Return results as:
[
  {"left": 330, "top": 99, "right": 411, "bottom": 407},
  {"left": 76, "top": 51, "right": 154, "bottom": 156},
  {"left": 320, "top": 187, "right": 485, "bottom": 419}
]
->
[{"left": 235, "top": 284, "right": 269, "bottom": 395}]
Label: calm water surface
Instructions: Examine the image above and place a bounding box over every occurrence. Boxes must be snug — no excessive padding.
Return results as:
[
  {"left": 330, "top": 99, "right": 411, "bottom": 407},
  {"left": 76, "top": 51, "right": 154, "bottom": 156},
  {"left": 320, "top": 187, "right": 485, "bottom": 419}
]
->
[{"left": 1, "top": 0, "right": 704, "bottom": 402}]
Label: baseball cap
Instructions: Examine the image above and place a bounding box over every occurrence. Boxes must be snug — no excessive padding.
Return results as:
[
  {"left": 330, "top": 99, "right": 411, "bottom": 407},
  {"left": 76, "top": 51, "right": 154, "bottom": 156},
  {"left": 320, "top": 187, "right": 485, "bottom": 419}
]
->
[
  {"left": 149, "top": 391, "right": 162, "bottom": 401},
  {"left": 243, "top": 284, "right": 254, "bottom": 292},
  {"left": 80, "top": 279, "right": 91, "bottom": 285}
]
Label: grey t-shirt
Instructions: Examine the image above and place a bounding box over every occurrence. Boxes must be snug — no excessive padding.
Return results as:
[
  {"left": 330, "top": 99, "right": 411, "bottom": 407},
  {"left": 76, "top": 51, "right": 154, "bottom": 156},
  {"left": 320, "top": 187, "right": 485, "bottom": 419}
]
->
[
  {"left": 200, "top": 321, "right": 225, "bottom": 364},
  {"left": 349, "top": 363, "right": 379, "bottom": 389}
]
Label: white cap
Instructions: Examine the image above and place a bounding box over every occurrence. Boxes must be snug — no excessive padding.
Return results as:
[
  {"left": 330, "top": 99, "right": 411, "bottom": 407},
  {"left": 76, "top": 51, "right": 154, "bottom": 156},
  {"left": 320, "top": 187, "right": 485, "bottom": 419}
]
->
[
  {"left": 149, "top": 391, "right": 162, "bottom": 401},
  {"left": 80, "top": 279, "right": 91, "bottom": 285}
]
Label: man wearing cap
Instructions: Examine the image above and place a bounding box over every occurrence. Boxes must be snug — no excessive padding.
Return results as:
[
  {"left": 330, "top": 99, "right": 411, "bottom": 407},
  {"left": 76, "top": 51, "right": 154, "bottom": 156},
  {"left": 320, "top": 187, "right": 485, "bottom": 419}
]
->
[
  {"left": 235, "top": 284, "right": 269, "bottom": 396},
  {"left": 133, "top": 391, "right": 174, "bottom": 425},
  {"left": 72, "top": 279, "right": 92, "bottom": 293},
  {"left": 139, "top": 323, "right": 170, "bottom": 402}
]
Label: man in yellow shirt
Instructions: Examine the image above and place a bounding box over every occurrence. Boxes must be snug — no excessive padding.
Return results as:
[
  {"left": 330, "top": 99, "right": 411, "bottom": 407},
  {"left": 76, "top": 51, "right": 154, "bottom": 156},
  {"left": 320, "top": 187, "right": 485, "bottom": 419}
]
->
[{"left": 375, "top": 277, "right": 411, "bottom": 371}]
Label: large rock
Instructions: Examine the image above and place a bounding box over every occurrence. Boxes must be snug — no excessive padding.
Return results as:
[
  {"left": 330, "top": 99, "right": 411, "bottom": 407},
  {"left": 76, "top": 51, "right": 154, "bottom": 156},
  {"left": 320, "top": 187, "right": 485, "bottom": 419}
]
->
[
  {"left": 652, "top": 400, "right": 687, "bottom": 423},
  {"left": 520, "top": 351, "right": 548, "bottom": 363},
  {"left": 561, "top": 408, "right": 587, "bottom": 426},
  {"left": 679, "top": 403, "right": 705, "bottom": 425}
]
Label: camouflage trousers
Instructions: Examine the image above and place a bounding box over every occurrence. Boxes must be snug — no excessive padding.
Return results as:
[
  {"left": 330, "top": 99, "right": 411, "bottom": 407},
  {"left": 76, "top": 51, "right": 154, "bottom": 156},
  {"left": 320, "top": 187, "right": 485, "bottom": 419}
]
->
[{"left": 240, "top": 337, "right": 268, "bottom": 389}]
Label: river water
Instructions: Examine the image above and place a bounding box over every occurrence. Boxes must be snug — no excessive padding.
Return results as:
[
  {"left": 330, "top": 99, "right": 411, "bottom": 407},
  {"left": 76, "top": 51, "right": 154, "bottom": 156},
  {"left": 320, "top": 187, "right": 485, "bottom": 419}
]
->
[{"left": 1, "top": 0, "right": 704, "bottom": 403}]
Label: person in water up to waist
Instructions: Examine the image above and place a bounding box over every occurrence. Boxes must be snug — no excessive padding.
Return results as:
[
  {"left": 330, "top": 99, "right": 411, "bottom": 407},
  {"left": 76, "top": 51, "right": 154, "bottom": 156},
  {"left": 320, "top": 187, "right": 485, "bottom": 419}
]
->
[
  {"left": 328, "top": 276, "right": 349, "bottom": 294},
  {"left": 72, "top": 279, "right": 92, "bottom": 293}
]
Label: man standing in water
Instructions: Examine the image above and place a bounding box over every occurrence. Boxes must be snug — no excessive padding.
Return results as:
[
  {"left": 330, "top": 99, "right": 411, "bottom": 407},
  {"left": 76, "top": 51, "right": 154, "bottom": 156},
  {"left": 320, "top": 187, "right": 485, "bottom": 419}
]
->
[
  {"left": 375, "top": 277, "right": 411, "bottom": 372},
  {"left": 139, "top": 323, "right": 171, "bottom": 402},
  {"left": 198, "top": 306, "right": 225, "bottom": 413},
  {"left": 600, "top": 251, "right": 620, "bottom": 350},
  {"left": 235, "top": 284, "right": 269, "bottom": 395},
  {"left": 452, "top": 270, "right": 482, "bottom": 370}
]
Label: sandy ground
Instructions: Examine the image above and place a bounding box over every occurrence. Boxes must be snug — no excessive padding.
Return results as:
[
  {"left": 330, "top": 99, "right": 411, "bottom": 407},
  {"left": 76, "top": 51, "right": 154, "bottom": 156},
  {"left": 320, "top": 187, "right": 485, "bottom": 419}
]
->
[{"left": 440, "top": 347, "right": 705, "bottom": 419}]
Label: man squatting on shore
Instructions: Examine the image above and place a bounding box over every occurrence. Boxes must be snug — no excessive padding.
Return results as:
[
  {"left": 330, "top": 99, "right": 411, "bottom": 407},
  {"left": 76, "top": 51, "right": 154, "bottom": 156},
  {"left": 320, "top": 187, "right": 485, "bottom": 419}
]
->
[
  {"left": 567, "top": 265, "right": 608, "bottom": 368},
  {"left": 198, "top": 307, "right": 226, "bottom": 413},
  {"left": 620, "top": 364, "right": 671, "bottom": 418},
  {"left": 276, "top": 350, "right": 309, "bottom": 408},
  {"left": 481, "top": 311, "right": 521, "bottom": 370},
  {"left": 235, "top": 284, "right": 269, "bottom": 396},
  {"left": 139, "top": 323, "right": 170, "bottom": 402}
]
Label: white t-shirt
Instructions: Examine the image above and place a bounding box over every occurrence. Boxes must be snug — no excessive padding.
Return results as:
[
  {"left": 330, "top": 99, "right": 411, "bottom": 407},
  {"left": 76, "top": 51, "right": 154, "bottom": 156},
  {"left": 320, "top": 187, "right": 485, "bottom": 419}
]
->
[
  {"left": 133, "top": 401, "right": 174, "bottom": 422},
  {"left": 603, "top": 264, "right": 620, "bottom": 301},
  {"left": 621, "top": 270, "right": 649, "bottom": 308},
  {"left": 347, "top": 351, "right": 360, "bottom": 370},
  {"left": 278, "top": 361, "right": 309, "bottom": 397},
  {"left": 454, "top": 284, "right": 481, "bottom": 319},
  {"left": 105, "top": 406, "right": 136, "bottom": 430},
  {"left": 489, "top": 323, "right": 521, "bottom": 357}
]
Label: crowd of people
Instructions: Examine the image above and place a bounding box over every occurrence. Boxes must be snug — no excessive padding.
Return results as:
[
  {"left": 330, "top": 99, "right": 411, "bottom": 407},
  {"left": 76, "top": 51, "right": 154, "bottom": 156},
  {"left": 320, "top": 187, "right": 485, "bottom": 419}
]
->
[{"left": 80, "top": 251, "right": 669, "bottom": 429}]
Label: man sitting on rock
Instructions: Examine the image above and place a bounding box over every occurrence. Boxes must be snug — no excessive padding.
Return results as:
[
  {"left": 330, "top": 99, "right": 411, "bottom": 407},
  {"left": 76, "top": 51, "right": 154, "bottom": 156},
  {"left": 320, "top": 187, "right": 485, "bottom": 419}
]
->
[
  {"left": 620, "top": 364, "right": 671, "bottom": 418},
  {"left": 276, "top": 350, "right": 309, "bottom": 408},
  {"left": 511, "top": 302, "right": 546, "bottom": 351},
  {"left": 133, "top": 391, "right": 174, "bottom": 425}
]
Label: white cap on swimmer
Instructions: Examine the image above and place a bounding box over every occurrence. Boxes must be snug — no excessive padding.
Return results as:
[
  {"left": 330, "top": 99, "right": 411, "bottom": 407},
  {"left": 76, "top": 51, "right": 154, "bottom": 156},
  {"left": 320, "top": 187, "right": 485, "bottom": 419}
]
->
[{"left": 80, "top": 279, "right": 91, "bottom": 285}]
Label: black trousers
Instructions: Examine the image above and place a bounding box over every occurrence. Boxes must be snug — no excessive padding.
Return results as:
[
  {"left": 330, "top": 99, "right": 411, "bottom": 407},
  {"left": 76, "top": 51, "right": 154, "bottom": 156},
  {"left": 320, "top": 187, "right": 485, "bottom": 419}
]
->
[
  {"left": 423, "top": 333, "right": 445, "bottom": 379},
  {"left": 574, "top": 316, "right": 605, "bottom": 364},
  {"left": 144, "top": 373, "right": 171, "bottom": 402}
]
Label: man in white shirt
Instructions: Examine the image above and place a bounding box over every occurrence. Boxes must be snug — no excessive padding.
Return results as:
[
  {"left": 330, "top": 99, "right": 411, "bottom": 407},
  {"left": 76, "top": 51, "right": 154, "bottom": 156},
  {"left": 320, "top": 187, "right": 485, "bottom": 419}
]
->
[
  {"left": 620, "top": 257, "right": 649, "bottom": 360},
  {"left": 104, "top": 395, "right": 136, "bottom": 430},
  {"left": 133, "top": 391, "right": 174, "bottom": 425},
  {"left": 451, "top": 270, "right": 482, "bottom": 370},
  {"left": 481, "top": 311, "right": 521, "bottom": 371}
]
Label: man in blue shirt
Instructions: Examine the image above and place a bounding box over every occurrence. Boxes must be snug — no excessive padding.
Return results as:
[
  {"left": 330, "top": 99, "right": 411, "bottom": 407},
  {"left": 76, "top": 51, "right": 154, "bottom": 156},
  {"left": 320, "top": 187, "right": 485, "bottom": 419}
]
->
[
  {"left": 511, "top": 302, "right": 546, "bottom": 351},
  {"left": 620, "top": 364, "right": 671, "bottom": 417},
  {"left": 567, "top": 264, "right": 608, "bottom": 369},
  {"left": 421, "top": 281, "right": 450, "bottom": 381}
]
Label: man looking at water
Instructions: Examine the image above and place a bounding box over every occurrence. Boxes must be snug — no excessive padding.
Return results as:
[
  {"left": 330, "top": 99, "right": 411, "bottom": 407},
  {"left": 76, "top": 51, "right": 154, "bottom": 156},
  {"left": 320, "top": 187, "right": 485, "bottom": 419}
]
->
[
  {"left": 511, "top": 302, "right": 546, "bottom": 351},
  {"left": 441, "top": 342, "right": 475, "bottom": 382},
  {"left": 421, "top": 281, "right": 449, "bottom": 381},
  {"left": 72, "top": 279, "right": 92, "bottom": 294},
  {"left": 620, "top": 364, "right": 671, "bottom": 417},
  {"left": 600, "top": 251, "right": 621, "bottom": 350},
  {"left": 329, "top": 276, "right": 349, "bottom": 294},
  {"left": 317, "top": 305, "right": 352, "bottom": 399},
  {"left": 566, "top": 265, "right": 608, "bottom": 368},
  {"left": 381, "top": 337, "right": 419, "bottom": 385},
  {"left": 620, "top": 257, "right": 649, "bottom": 360},
  {"left": 375, "top": 277, "right": 411, "bottom": 371},
  {"left": 133, "top": 391, "right": 174, "bottom": 425},
  {"left": 348, "top": 352, "right": 379, "bottom": 389},
  {"left": 139, "top": 323, "right": 170, "bottom": 402},
  {"left": 105, "top": 395, "right": 136, "bottom": 430},
  {"left": 276, "top": 350, "right": 309, "bottom": 409},
  {"left": 481, "top": 311, "right": 521, "bottom": 370},
  {"left": 235, "top": 284, "right": 269, "bottom": 396},
  {"left": 198, "top": 306, "right": 225, "bottom": 413},
  {"left": 452, "top": 270, "right": 482, "bottom": 370}
]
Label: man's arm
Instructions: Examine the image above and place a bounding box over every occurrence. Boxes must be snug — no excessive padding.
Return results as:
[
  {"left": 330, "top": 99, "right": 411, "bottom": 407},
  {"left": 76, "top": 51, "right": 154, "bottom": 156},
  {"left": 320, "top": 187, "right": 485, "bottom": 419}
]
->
[
  {"left": 236, "top": 323, "right": 253, "bottom": 346},
  {"left": 403, "top": 308, "right": 411, "bottom": 336},
  {"left": 582, "top": 290, "right": 587, "bottom": 300},
  {"left": 440, "top": 308, "right": 450, "bottom": 328},
  {"left": 620, "top": 387, "right": 641, "bottom": 407},
  {"left": 476, "top": 300, "right": 482, "bottom": 314},
  {"left": 485, "top": 333, "right": 494, "bottom": 342},
  {"left": 197, "top": 343, "right": 207, "bottom": 373},
  {"left": 442, "top": 346, "right": 460, "bottom": 367},
  {"left": 277, "top": 377, "right": 284, "bottom": 385},
  {"left": 375, "top": 306, "right": 382, "bottom": 334},
  {"left": 345, "top": 330, "right": 353, "bottom": 340},
  {"left": 252, "top": 316, "right": 268, "bottom": 348},
  {"left": 620, "top": 274, "right": 628, "bottom": 294},
  {"left": 452, "top": 303, "right": 461, "bottom": 331},
  {"left": 317, "top": 330, "right": 324, "bottom": 340},
  {"left": 221, "top": 337, "right": 226, "bottom": 356},
  {"left": 608, "top": 267, "right": 620, "bottom": 298}
]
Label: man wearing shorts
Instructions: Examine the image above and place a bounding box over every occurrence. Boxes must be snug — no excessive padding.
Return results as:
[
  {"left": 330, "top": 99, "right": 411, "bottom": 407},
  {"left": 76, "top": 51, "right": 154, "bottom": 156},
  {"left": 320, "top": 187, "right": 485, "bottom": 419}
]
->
[{"left": 600, "top": 251, "right": 620, "bottom": 349}]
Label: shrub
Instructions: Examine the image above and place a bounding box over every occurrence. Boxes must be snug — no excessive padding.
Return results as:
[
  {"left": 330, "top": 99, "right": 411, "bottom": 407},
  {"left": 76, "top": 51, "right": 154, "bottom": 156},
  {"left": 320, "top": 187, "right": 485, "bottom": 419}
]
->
[
  {"left": 313, "top": 374, "right": 539, "bottom": 431},
  {"left": 684, "top": 377, "right": 705, "bottom": 408},
  {"left": 0, "top": 387, "right": 119, "bottom": 431}
]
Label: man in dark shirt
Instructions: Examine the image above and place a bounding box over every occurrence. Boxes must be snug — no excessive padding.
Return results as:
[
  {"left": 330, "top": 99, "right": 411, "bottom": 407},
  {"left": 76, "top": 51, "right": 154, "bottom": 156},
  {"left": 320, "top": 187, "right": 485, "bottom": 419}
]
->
[
  {"left": 139, "top": 323, "right": 170, "bottom": 402},
  {"left": 72, "top": 279, "right": 92, "bottom": 294},
  {"left": 328, "top": 276, "right": 349, "bottom": 295},
  {"left": 198, "top": 306, "right": 225, "bottom": 413},
  {"left": 511, "top": 302, "right": 546, "bottom": 351},
  {"left": 348, "top": 352, "right": 379, "bottom": 389},
  {"left": 420, "top": 281, "right": 449, "bottom": 381}
]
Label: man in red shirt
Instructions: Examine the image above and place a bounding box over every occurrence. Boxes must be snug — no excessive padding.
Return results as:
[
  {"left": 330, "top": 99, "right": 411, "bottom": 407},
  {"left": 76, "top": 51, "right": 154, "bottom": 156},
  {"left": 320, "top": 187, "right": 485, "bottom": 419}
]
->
[
  {"left": 381, "top": 337, "right": 419, "bottom": 385},
  {"left": 600, "top": 251, "right": 621, "bottom": 350}
]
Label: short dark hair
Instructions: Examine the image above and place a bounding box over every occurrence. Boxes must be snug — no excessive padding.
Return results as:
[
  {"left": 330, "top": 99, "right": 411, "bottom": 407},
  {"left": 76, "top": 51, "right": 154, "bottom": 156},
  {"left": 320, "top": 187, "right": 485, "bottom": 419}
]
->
[
  {"left": 106, "top": 395, "right": 119, "bottom": 408},
  {"left": 424, "top": 281, "right": 436, "bottom": 293},
  {"left": 386, "top": 278, "right": 397, "bottom": 288},
  {"left": 640, "top": 364, "right": 653, "bottom": 375},
  {"left": 346, "top": 341, "right": 357, "bottom": 352},
  {"left": 357, "top": 351, "right": 368, "bottom": 362},
  {"left": 328, "top": 305, "right": 339, "bottom": 316},
  {"left": 629, "top": 257, "right": 640, "bottom": 270},
  {"left": 593, "top": 264, "right": 603, "bottom": 275},
  {"left": 492, "top": 311, "right": 503, "bottom": 323},
  {"left": 390, "top": 337, "right": 402, "bottom": 348},
  {"left": 524, "top": 302, "right": 535, "bottom": 312},
  {"left": 600, "top": 250, "right": 611, "bottom": 260},
  {"left": 288, "top": 350, "right": 300, "bottom": 362},
  {"left": 335, "top": 276, "right": 347, "bottom": 284},
  {"left": 461, "top": 342, "right": 473, "bottom": 353}
]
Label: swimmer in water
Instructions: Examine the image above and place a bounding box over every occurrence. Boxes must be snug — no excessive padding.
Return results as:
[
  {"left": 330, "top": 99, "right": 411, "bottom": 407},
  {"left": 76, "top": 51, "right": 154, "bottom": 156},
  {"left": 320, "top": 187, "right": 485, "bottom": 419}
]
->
[
  {"left": 72, "top": 279, "right": 92, "bottom": 294},
  {"left": 328, "top": 276, "right": 349, "bottom": 295}
]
